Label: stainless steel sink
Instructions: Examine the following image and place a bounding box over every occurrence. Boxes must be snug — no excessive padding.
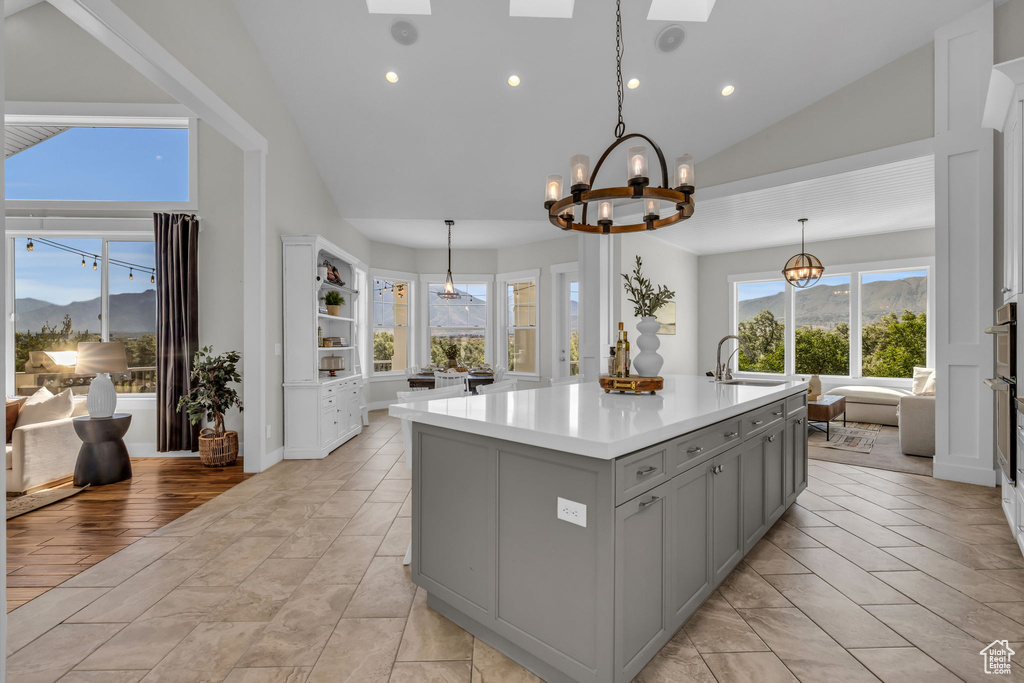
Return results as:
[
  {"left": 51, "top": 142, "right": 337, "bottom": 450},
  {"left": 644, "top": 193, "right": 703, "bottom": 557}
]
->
[{"left": 716, "top": 379, "right": 787, "bottom": 387}]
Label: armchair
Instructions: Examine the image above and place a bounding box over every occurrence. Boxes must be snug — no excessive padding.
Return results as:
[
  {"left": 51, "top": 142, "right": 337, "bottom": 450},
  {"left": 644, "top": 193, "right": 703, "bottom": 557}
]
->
[{"left": 898, "top": 395, "right": 935, "bottom": 457}]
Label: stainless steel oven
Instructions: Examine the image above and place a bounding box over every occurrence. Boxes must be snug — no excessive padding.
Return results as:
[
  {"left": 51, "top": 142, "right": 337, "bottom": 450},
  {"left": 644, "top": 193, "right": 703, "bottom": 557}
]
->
[{"left": 986, "top": 303, "right": 1017, "bottom": 484}]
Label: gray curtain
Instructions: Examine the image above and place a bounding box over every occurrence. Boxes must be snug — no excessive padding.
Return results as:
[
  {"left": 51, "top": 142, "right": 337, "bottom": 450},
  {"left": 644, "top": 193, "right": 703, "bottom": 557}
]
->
[{"left": 155, "top": 213, "right": 200, "bottom": 452}]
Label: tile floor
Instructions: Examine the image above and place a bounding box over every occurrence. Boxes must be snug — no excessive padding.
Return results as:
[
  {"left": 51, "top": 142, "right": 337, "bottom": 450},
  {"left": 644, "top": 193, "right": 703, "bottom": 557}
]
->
[{"left": 6, "top": 410, "right": 1024, "bottom": 682}]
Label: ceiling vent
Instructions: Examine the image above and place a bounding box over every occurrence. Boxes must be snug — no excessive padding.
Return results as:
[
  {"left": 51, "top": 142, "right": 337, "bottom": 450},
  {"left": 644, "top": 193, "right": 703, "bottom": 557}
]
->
[
  {"left": 655, "top": 24, "right": 685, "bottom": 53},
  {"left": 390, "top": 19, "right": 419, "bottom": 46}
]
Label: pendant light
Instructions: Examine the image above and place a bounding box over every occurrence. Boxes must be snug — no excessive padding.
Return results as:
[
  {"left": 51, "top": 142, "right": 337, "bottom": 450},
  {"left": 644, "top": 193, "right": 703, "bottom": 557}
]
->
[
  {"left": 782, "top": 218, "right": 824, "bottom": 288},
  {"left": 438, "top": 220, "right": 461, "bottom": 300}
]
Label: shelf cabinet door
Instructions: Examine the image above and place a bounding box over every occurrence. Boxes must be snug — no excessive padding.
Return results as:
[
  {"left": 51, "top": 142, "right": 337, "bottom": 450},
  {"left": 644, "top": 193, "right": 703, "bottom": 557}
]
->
[
  {"left": 710, "top": 446, "right": 743, "bottom": 584},
  {"left": 764, "top": 425, "right": 786, "bottom": 524},
  {"left": 785, "top": 416, "right": 807, "bottom": 505},
  {"left": 1004, "top": 98, "right": 1023, "bottom": 303},
  {"left": 615, "top": 481, "right": 669, "bottom": 676},
  {"left": 740, "top": 437, "right": 766, "bottom": 551},
  {"left": 666, "top": 461, "right": 712, "bottom": 630}
]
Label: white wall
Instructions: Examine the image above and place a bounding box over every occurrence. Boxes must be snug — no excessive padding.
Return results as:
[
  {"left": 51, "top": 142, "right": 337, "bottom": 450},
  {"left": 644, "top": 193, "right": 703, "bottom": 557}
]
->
[
  {"left": 696, "top": 227, "right": 936, "bottom": 374},
  {"left": 618, "top": 234, "right": 700, "bottom": 376},
  {"left": 6, "top": 1, "right": 370, "bottom": 461}
]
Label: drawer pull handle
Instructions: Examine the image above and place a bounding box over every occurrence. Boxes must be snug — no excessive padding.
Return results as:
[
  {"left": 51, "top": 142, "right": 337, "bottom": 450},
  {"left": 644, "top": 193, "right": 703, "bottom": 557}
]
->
[
  {"left": 797, "top": 418, "right": 804, "bottom": 425},
  {"left": 773, "top": 411, "right": 784, "bottom": 417},
  {"left": 1005, "top": 498, "right": 1012, "bottom": 504},
  {"left": 752, "top": 420, "right": 764, "bottom": 426},
  {"left": 767, "top": 434, "right": 776, "bottom": 443},
  {"left": 639, "top": 495, "right": 660, "bottom": 509},
  {"left": 636, "top": 466, "right": 658, "bottom": 477},
  {"left": 712, "top": 464, "right": 724, "bottom": 474},
  {"left": 724, "top": 431, "right": 739, "bottom": 438},
  {"left": 687, "top": 446, "right": 704, "bottom": 454}
]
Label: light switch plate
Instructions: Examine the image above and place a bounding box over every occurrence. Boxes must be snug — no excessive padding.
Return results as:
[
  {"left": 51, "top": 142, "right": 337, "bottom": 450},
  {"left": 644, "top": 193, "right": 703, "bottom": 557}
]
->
[
  {"left": 557, "top": 497, "right": 587, "bottom": 528},
  {"left": 275, "top": 343, "right": 282, "bottom": 356}
]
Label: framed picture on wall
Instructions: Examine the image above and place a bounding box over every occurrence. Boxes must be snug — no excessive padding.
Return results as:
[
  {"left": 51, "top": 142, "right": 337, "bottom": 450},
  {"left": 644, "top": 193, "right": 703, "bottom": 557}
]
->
[{"left": 656, "top": 302, "right": 676, "bottom": 335}]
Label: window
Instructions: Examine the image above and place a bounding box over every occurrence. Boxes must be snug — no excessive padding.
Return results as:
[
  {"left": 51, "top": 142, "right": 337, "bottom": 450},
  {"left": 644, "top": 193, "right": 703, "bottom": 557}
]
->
[
  {"left": 500, "top": 271, "right": 539, "bottom": 375},
  {"left": 13, "top": 236, "right": 157, "bottom": 395},
  {"left": 6, "top": 126, "right": 190, "bottom": 203},
  {"left": 569, "top": 279, "right": 580, "bottom": 376},
  {"left": 861, "top": 269, "right": 928, "bottom": 378},
  {"left": 736, "top": 280, "right": 786, "bottom": 374},
  {"left": 428, "top": 282, "right": 489, "bottom": 367},
  {"left": 732, "top": 260, "right": 932, "bottom": 380},
  {"left": 795, "top": 275, "right": 850, "bottom": 376},
  {"left": 371, "top": 276, "right": 411, "bottom": 375}
]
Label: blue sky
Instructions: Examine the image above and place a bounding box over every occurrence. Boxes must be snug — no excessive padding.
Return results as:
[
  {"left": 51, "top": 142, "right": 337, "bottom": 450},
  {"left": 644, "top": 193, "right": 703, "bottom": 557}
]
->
[
  {"left": 862, "top": 269, "right": 927, "bottom": 284},
  {"left": 738, "top": 271, "right": 925, "bottom": 301},
  {"left": 15, "top": 238, "right": 155, "bottom": 306},
  {"left": 5, "top": 127, "right": 188, "bottom": 201}
]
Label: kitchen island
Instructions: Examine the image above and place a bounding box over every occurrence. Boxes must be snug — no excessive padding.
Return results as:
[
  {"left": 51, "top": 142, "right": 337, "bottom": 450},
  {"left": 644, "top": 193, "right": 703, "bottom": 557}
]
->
[{"left": 390, "top": 375, "right": 809, "bottom": 683}]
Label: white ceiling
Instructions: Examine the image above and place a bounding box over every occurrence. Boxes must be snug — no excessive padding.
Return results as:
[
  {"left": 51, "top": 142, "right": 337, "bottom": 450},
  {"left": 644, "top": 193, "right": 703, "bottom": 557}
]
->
[
  {"left": 652, "top": 155, "right": 935, "bottom": 255},
  {"left": 232, "top": 0, "right": 980, "bottom": 248},
  {"left": 347, "top": 218, "right": 558, "bottom": 250}
]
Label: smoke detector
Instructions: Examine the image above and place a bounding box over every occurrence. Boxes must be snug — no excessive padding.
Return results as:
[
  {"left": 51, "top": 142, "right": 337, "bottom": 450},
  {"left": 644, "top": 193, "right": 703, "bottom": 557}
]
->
[
  {"left": 655, "top": 24, "right": 685, "bottom": 53},
  {"left": 390, "top": 19, "right": 419, "bottom": 46}
]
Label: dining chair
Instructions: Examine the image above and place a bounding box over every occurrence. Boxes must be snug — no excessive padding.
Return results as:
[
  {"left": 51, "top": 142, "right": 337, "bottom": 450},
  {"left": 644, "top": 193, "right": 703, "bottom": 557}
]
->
[
  {"left": 395, "top": 382, "right": 468, "bottom": 565},
  {"left": 493, "top": 366, "right": 506, "bottom": 382},
  {"left": 476, "top": 378, "right": 518, "bottom": 394},
  {"left": 434, "top": 370, "right": 470, "bottom": 392},
  {"left": 550, "top": 374, "right": 585, "bottom": 386}
]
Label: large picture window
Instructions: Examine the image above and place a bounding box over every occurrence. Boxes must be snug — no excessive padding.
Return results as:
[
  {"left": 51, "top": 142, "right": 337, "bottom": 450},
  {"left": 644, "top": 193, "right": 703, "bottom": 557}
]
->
[
  {"left": 499, "top": 270, "right": 539, "bottom": 375},
  {"left": 371, "top": 276, "right": 411, "bottom": 375},
  {"left": 13, "top": 236, "right": 157, "bottom": 395},
  {"left": 428, "top": 282, "right": 489, "bottom": 367},
  {"left": 732, "top": 260, "right": 932, "bottom": 380}
]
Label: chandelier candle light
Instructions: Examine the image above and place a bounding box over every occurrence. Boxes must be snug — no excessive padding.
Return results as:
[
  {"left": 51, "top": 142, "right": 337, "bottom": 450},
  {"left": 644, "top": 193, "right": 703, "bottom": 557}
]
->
[
  {"left": 782, "top": 218, "right": 825, "bottom": 288},
  {"left": 544, "top": 0, "right": 695, "bottom": 234}
]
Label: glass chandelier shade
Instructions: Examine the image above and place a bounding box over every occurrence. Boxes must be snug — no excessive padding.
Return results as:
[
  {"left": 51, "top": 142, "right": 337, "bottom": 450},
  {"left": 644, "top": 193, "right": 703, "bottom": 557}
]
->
[
  {"left": 438, "top": 220, "right": 461, "bottom": 300},
  {"left": 782, "top": 218, "right": 824, "bottom": 288}
]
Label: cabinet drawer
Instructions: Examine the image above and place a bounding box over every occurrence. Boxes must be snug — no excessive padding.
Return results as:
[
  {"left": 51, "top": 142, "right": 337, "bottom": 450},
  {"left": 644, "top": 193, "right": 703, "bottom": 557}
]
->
[
  {"left": 786, "top": 393, "right": 807, "bottom": 417},
  {"left": 322, "top": 385, "right": 337, "bottom": 398},
  {"left": 322, "top": 395, "right": 337, "bottom": 410},
  {"left": 744, "top": 401, "right": 786, "bottom": 438},
  {"left": 668, "top": 419, "right": 742, "bottom": 474},
  {"left": 616, "top": 446, "right": 669, "bottom": 505}
]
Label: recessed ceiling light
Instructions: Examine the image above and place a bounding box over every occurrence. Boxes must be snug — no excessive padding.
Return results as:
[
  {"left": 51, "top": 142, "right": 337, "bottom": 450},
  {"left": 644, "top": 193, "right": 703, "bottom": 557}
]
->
[
  {"left": 507, "top": 74, "right": 521, "bottom": 87},
  {"left": 721, "top": 84, "right": 735, "bottom": 96},
  {"left": 627, "top": 78, "right": 640, "bottom": 89},
  {"left": 386, "top": 71, "right": 399, "bottom": 83}
]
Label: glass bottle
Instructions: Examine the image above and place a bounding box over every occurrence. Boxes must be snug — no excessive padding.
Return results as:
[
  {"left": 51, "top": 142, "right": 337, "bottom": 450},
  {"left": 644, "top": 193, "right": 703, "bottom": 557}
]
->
[
  {"left": 615, "top": 323, "right": 626, "bottom": 377},
  {"left": 608, "top": 346, "right": 617, "bottom": 377},
  {"left": 622, "top": 330, "right": 631, "bottom": 377},
  {"left": 317, "top": 325, "right": 323, "bottom": 347}
]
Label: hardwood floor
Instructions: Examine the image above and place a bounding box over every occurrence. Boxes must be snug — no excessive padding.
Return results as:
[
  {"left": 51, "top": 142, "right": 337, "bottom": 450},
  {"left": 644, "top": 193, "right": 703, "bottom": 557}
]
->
[{"left": 6, "top": 457, "right": 251, "bottom": 611}]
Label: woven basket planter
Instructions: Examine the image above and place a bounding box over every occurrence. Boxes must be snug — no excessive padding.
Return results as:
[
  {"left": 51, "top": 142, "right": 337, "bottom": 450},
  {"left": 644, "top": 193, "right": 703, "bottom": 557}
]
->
[{"left": 198, "top": 428, "right": 239, "bottom": 467}]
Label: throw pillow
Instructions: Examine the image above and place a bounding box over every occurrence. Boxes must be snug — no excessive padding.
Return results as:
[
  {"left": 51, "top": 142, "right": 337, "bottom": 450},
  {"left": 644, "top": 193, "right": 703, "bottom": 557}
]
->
[
  {"left": 912, "top": 367, "right": 935, "bottom": 396},
  {"left": 16, "top": 387, "right": 74, "bottom": 428},
  {"left": 922, "top": 371, "right": 936, "bottom": 396},
  {"left": 5, "top": 397, "right": 26, "bottom": 443}
]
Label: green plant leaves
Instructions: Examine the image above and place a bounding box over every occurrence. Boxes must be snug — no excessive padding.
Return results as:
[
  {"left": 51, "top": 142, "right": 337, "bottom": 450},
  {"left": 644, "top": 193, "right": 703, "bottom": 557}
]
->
[{"left": 621, "top": 255, "right": 675, "bottom": 318}]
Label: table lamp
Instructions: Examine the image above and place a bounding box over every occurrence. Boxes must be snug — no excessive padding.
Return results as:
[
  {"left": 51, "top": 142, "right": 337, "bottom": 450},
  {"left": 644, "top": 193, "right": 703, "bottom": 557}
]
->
[{"left": 75, "top": 342, "right": 129, "bottom": 418}]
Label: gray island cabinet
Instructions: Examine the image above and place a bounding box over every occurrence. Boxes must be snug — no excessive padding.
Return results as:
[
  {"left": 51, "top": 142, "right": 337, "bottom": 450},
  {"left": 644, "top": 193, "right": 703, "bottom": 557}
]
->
[{"left": 390, "top": 375, "right": 809, "bottom": 683}]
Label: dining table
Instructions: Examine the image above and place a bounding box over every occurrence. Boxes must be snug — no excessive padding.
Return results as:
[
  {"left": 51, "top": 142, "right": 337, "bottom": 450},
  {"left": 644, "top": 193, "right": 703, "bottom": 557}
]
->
[{"left": 406, "top": 371, "right": 495, "bottom": 393}]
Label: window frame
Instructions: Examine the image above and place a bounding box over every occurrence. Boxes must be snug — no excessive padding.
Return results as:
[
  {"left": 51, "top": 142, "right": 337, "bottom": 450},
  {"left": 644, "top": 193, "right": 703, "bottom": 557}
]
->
[
  {"left": 729, "top": 256, "right": 935, "bottom": 386},
  {"left": 498, "top": 268, "right": 541, "bottom": 378},
  {"left": 419, "top": 273, "right": 494, "bottom": 368},
  {"left": 369, "top": 268, "right": 416, "bottom": 380},
  {"left": 5, "top": 103, "right": 198, "bottom": 211},
  {"left": 5, "top": 217, "right": 159, "bottom": 398}
]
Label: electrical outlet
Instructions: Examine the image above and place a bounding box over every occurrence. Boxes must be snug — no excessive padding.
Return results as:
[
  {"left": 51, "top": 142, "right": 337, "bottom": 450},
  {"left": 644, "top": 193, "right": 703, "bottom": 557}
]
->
[
  {"left": 275, "top": 343, "right": 282, "bottom": 356},
  {"left": 557, "top": 497, "right": 587, "bottom": 528},
  {"left": 266, "top": 424, "right": 272, "bottom": 439}
]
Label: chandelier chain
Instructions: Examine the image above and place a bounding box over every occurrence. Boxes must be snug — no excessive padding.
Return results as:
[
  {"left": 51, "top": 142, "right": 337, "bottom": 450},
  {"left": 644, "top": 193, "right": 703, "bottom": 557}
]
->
[{"left": 614, "top": 0, "right": 625, "bottom": 139}]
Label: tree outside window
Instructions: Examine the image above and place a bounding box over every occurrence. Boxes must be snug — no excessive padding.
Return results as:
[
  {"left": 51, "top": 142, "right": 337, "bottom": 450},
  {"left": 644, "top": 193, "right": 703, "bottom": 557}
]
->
[{"left": 372, "top": 278, "right": 410, "bottom": 374}]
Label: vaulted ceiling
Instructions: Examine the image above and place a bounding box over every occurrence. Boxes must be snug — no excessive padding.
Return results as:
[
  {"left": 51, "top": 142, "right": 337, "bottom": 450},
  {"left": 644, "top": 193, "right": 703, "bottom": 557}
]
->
[{"left": 232, "top": 0, "right": 986, "bottom": 249}]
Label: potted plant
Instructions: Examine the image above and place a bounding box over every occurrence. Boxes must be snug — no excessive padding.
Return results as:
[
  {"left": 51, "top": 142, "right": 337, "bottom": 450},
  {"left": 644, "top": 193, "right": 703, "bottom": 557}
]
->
[
  {"left": 437, "top": 338, "right": 461, "bottom": 369},
  {"left": 324, "top": 290, "right": 345, "bottom": 316},
  {"left": 621, "top": 255, "right": 675, "bottom": 377},
  {"left": 178, "top": 347, "right": 244, "bottom": 467}
]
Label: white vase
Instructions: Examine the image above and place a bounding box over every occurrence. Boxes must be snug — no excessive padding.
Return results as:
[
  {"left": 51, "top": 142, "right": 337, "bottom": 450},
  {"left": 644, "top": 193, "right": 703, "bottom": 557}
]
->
[
  {"left": 87, "top": 372, "right": 117, "bottom": 418},
  {"left": 633, "top": 316, "right": 664, "bottom": 377}
]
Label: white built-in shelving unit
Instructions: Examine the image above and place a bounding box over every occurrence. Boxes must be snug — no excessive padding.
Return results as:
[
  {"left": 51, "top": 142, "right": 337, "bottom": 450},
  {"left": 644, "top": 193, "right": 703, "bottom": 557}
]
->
[{"left": 282, "top": 235, "right": 368, "bottom": 459}]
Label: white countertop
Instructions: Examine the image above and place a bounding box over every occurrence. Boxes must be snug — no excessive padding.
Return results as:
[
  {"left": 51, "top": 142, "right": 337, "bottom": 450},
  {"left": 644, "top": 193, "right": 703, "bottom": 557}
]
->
[{"left": 389, "top": 374, "right": 809, "bottom": 460}]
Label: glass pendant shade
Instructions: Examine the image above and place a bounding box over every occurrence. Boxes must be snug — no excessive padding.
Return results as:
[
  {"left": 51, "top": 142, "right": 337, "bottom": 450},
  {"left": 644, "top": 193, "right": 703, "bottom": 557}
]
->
[
  {"left": 561, "top": 204, "right": 575, "bottom": 221},
  {"left": 643, "top": 198, "right": 659, "bottom": 221},
  {"left": 675, "top": 154, "right": 694, "bottom": 188},
  {"left": 438, "top": 220, "right": 461, "bottom": 299},
  {"left": 545, "top": 175, "right": 563, "bottom": 206},
  {"left": 570, "top": 154, "right": 591, "bottom": 192},
  {"left": 627, "top": 145, "right": 649, "bottom": 184},
  {"left": 597, "top": 200, "right": 614, "bottom": 225}
]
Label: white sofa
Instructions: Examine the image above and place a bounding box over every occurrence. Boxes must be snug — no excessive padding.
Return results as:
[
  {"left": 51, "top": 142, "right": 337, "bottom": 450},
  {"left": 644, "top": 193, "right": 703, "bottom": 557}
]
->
[
  {"left": 7, "top": 399, "right": 88, "bottom": 494},
  {"left": 898, "top": 394, "right": 936, "bottom": 457},
  {"left": 825, "top": 386, "right": 912, "bottom": 426}
]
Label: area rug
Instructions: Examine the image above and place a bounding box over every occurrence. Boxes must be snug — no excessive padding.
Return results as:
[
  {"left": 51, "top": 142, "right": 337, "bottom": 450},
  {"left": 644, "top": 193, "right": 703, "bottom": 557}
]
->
[
  {"left": 809, "top": 425, "right": 933, "bottom": 476},
  {"left": 823, "top": 425, "right": 881, "bottom": 454},
  {"left": 7, "top": 485, "right": 87, "bottom": 519}
]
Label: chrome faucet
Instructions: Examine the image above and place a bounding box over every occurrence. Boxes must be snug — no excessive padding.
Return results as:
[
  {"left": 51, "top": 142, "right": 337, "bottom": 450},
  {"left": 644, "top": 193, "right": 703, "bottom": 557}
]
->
[{"left": 714, "top": 335, "right": 751, "bottom": 381}]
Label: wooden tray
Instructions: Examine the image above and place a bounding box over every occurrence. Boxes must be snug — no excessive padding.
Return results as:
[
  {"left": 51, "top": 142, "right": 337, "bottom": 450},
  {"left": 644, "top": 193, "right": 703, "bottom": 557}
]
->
[{"left": 599, "top": 375, "right": 664, "bottom": 395}]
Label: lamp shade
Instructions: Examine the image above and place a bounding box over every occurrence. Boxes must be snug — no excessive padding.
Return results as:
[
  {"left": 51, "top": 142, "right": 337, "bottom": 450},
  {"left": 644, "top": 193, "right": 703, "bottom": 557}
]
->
[{"left": 74, "top": 342, "right": 129, "bottom": 374}]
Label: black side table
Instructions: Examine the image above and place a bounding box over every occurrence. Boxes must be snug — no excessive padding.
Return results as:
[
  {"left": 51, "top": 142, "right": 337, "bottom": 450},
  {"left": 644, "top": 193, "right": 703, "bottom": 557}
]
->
[{"left": 73, "top": 414, "right": 133, "bottom": 486}]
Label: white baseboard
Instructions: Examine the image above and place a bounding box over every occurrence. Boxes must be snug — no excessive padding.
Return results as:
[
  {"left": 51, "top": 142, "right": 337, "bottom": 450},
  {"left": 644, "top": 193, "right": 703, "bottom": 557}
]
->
[
  {"left": 933, "top": 462, "right": 998, "bottom": 487},
  {"left": 259, "top": 447, "right": 284, "bottom": 473},
  {"left": 369, "top": 400, "right": 397, "bottom": 411}
]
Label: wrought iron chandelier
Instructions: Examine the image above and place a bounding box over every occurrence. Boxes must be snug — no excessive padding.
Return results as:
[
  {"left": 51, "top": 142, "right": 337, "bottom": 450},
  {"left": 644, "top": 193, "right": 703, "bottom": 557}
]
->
[
  {"left": 439, "top": 219, "right": 461, "bottom": 300},
  {"left": 543, "top": 0, "right": 695, "bottom": 234},
  {"left": 782, "top": 218, "right": 824, "bottom": 288}
]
